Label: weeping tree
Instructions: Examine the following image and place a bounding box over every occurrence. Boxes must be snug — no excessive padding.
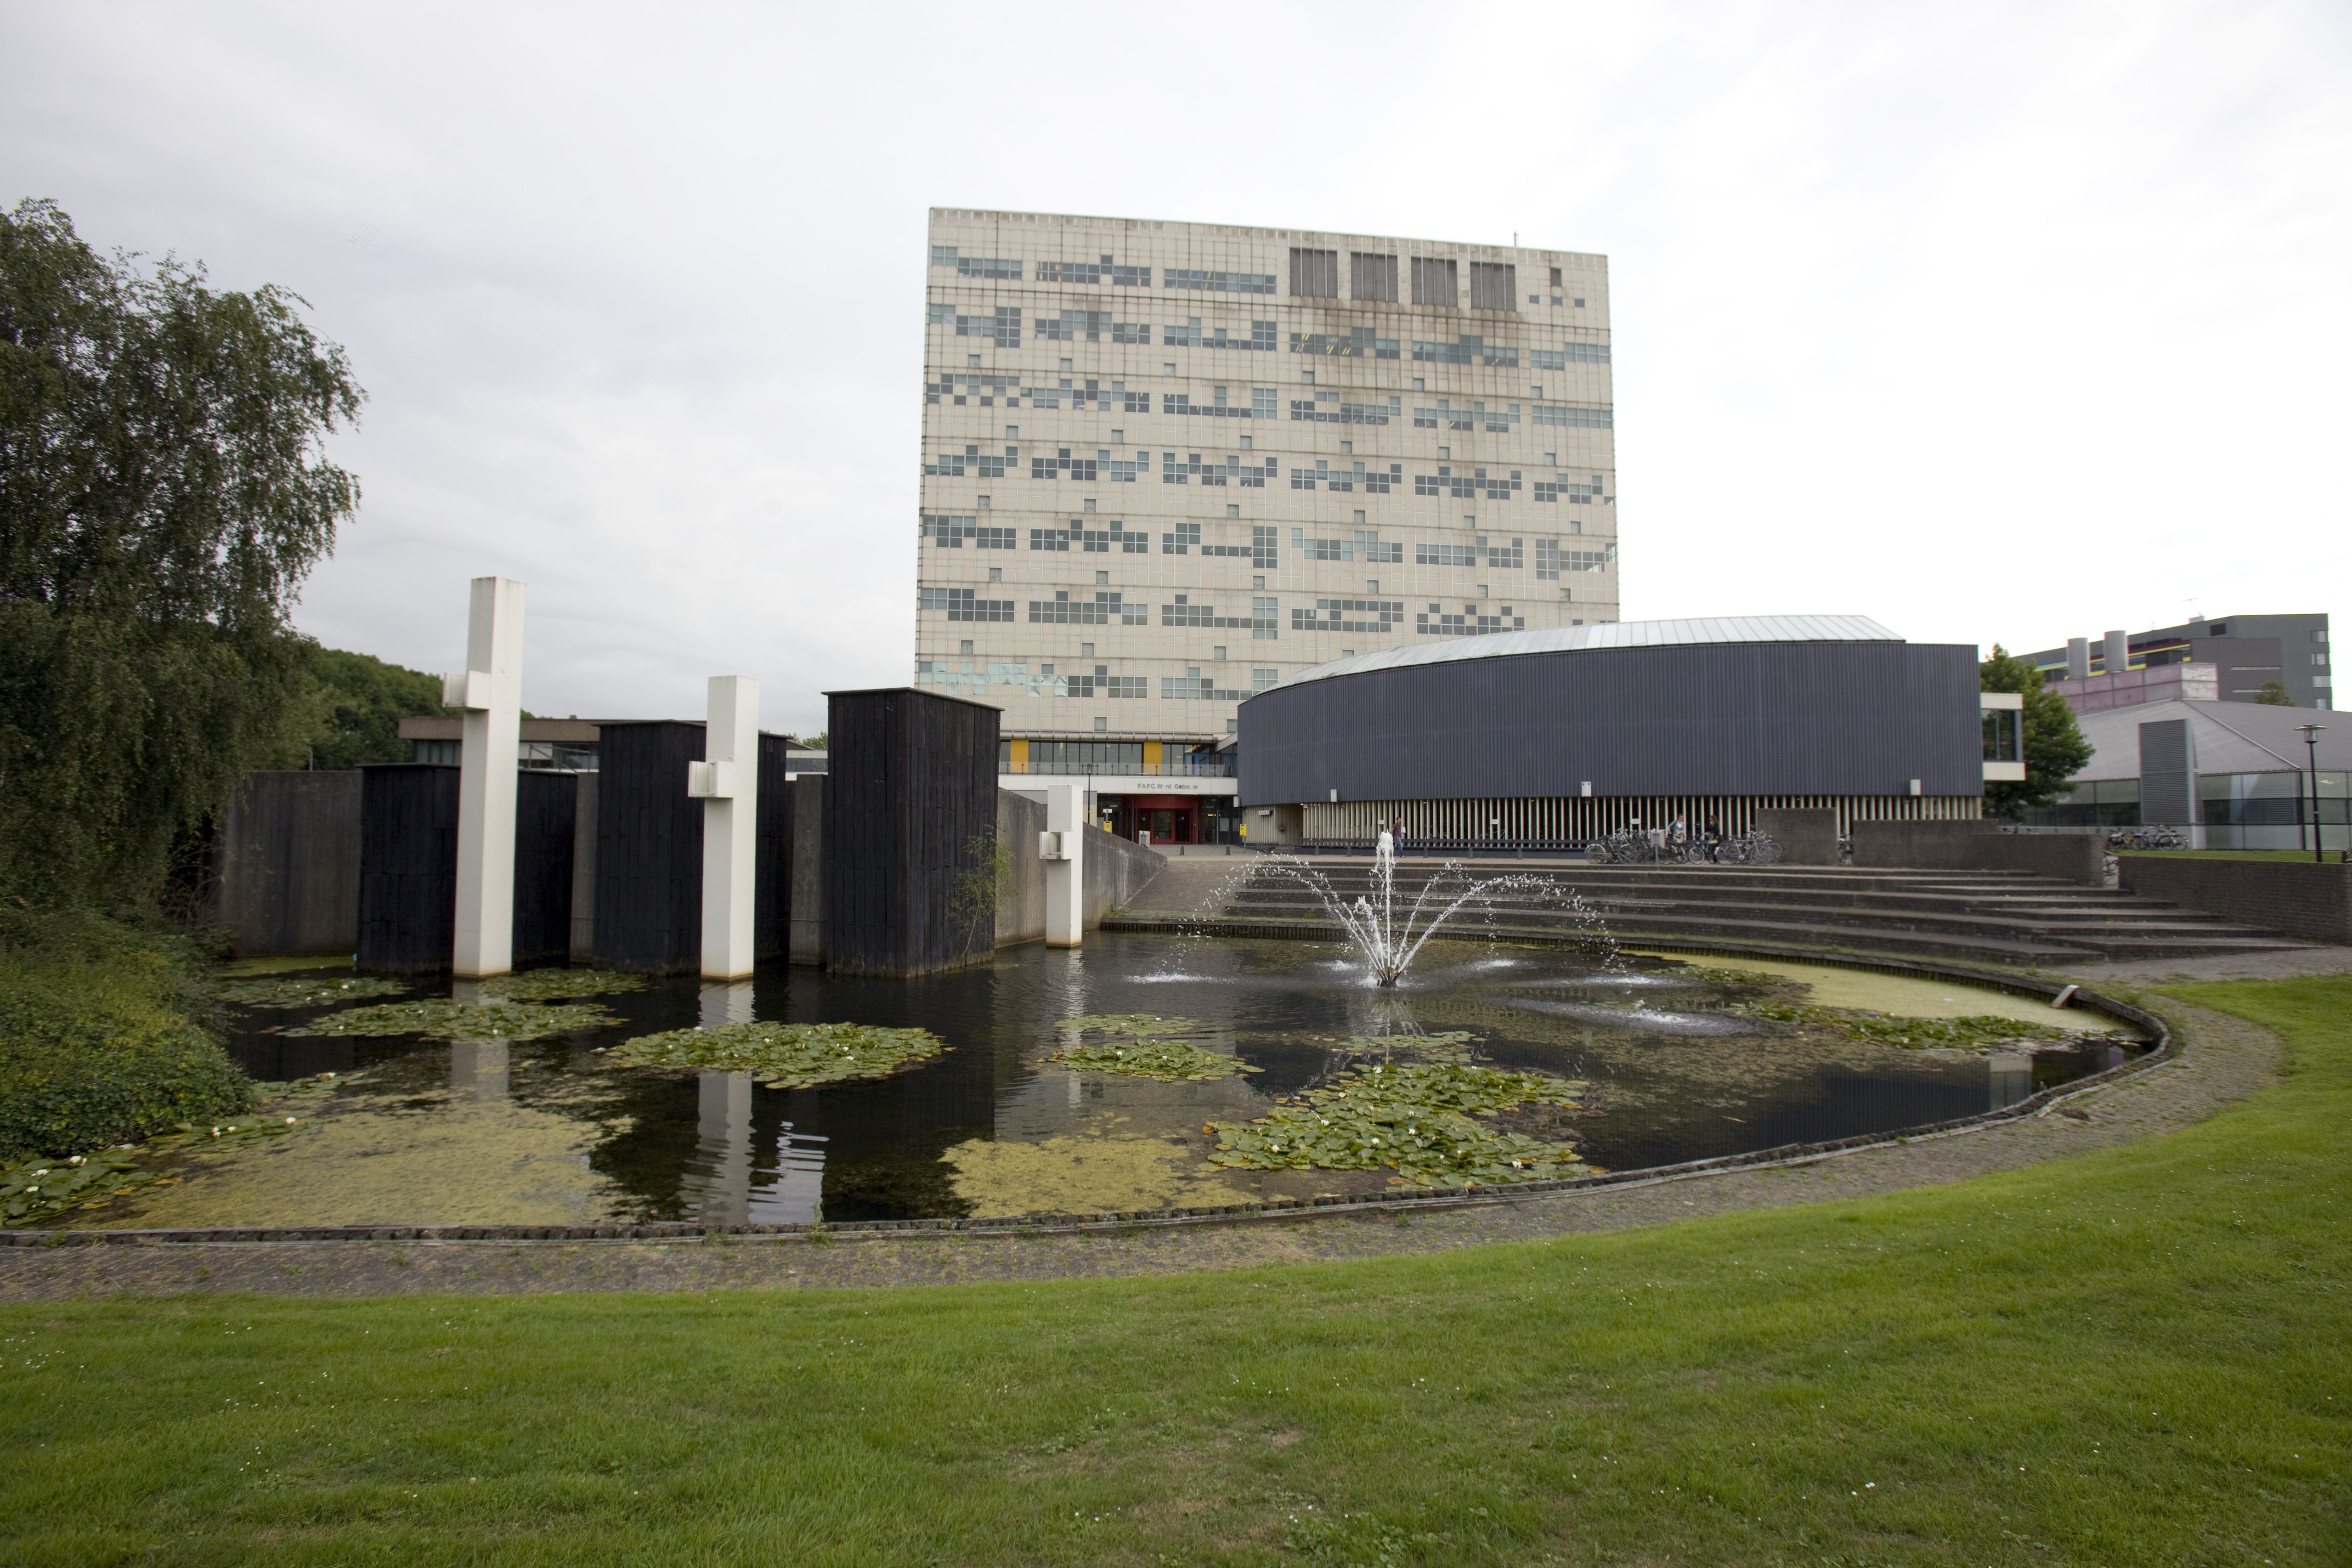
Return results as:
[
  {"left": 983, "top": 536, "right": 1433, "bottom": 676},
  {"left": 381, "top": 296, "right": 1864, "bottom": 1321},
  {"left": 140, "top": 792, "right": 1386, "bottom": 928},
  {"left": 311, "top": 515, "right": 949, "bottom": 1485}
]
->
[
  {"left": 1978, "top": 644, "right": 2093, "bottom": 821},
  {"left": 0, "top": 198, "right": 365, "bottom": 909}
]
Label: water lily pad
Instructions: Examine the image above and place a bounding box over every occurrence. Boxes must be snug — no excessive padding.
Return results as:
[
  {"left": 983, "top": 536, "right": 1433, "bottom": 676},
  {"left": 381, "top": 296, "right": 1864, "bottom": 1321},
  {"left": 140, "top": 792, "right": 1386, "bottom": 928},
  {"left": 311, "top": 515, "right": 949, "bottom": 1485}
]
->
[
  {"left": 146, "top": 1115, "right": 307, "bottom": 1151},
  {"left": 1054, "top": 1014, "right": 1208, "bottom": 1038},
  {"left": 214, "top": 976, "right": 409, "bottom": 1009},
  {"left": 477, "top": 968, "right": 649, "bottom": 1002},
  {"left": 1, "top": 1150, "right": 169, "bottom": 1227},
  {"left": 1736, "top": 1002, "right": 2066, "bottom": 1050},
  {"left": 1051, "top": 1039, "right": 1261, "bottom": 1081},
  {"left": 609, "top": 1022, "right": 946, "bottom": 1088},
  {"left": 1330, "top": 1031, "right": 1481, "bottom": 1061},
  {"left": 281, "top": 1000, "right": 615, "bottom": 1041},
  {"left": 1208, "top": 1062, "right": 1592, "bottom": 1188}
]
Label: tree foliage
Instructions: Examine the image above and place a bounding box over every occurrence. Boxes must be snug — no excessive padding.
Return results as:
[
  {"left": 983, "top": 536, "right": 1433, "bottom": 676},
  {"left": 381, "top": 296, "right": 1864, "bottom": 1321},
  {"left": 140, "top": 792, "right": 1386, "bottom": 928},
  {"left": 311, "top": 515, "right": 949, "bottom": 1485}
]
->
[
  {"left": 2254, "top": 679, "right": 2293, "bottom": 707},
  {"left": 0, "top": 199, "right": 364, "bottom": 907},
  {"left": 297, "top": 645, "right": 448, "bottom": 769},
  {"left": 1979, "top": 644, "right": 2094, "bottom": 820}
]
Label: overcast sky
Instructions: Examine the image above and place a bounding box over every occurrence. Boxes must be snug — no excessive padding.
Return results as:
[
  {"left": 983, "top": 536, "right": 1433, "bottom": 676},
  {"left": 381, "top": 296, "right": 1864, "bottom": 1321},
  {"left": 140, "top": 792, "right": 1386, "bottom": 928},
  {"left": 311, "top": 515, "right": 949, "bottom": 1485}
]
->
[{"left": 6, "top": 1, "right": 2347, "bottom": 734}]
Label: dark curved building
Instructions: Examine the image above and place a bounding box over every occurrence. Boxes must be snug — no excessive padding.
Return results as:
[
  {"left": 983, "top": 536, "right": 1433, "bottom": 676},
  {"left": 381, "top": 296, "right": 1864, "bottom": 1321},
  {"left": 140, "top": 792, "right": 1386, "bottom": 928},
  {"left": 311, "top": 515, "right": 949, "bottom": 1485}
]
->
[{"left": 1237, "top": 616, "right": 2010, "bottom": 846}]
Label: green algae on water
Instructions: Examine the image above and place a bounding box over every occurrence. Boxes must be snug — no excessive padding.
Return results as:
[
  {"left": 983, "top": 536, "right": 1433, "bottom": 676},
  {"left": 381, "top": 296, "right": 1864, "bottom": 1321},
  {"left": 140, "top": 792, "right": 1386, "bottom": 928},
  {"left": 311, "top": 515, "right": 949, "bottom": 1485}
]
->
[
  {"left": 610, "top": 1022, "right": 946, "bottom": 1088},
  {"left": 214, "top": 976, "right": 409, "bottom": 1009},
  {"left": 281, "top": 1000, "right": 615, "bottom": 1041},
  {"left": 1208, "top": 1061, "right": 1592, "bottom": 1188},
  {"left": 1051, "top": 1039, "right": 1260, "bottom": 1081}
]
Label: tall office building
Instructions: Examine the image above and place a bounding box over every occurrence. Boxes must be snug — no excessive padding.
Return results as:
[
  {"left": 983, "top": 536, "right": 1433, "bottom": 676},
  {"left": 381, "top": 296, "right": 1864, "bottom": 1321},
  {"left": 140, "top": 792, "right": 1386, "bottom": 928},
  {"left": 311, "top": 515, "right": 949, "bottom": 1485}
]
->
[{"left": 913, "top": 210, "right": 1618, "bottom": 838}]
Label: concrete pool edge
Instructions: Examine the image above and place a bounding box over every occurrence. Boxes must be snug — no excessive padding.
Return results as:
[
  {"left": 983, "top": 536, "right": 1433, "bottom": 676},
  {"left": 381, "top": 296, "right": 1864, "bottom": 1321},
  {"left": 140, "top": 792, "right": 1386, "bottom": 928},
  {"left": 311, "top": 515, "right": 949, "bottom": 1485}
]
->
[{"left": 6, "top": 948, "right": 2175, "bottom": 1250}]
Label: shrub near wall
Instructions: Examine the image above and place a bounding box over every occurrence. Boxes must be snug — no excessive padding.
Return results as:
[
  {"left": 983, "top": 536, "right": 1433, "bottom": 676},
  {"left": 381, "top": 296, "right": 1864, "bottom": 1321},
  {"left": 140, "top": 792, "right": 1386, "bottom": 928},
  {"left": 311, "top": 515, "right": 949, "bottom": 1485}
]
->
[{"left": 0, "top": 911, "right": 250, "bottom": 1160}]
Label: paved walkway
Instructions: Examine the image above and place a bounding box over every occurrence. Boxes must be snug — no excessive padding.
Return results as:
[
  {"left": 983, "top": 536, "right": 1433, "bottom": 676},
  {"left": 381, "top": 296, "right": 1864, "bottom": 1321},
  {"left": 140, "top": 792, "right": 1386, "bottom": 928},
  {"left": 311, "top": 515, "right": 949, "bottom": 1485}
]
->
[{"left": 0, "top": 985, "right": 2292, "bottom": 1302}]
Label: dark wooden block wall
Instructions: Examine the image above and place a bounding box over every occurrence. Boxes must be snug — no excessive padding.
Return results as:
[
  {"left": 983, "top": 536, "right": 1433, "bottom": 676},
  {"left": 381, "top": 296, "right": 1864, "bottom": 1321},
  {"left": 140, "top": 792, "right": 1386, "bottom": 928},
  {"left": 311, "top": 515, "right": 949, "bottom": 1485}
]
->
[
  {"left": 357, "top": 764, "right": 460, "bottom": 974},
  {"left": 755, "top": 731, "right": 794, "bottom": 962},
  {"left": 593, "top": 721, "right": 707, "bottom": 974},
  {"left": 824, "top": 688, "right": 1001, "bottom": 977},
  {"left": 512, "top": 770, "right": 578, "bottom": 966}
]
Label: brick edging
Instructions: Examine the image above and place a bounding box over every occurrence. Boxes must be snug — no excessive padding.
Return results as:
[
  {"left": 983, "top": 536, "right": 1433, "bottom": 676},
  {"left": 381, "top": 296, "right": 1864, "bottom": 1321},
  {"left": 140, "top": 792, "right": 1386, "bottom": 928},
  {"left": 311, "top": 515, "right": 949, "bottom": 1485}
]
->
[{"left": 6, "top": 961, "right": 2173, "bottom": 1250}]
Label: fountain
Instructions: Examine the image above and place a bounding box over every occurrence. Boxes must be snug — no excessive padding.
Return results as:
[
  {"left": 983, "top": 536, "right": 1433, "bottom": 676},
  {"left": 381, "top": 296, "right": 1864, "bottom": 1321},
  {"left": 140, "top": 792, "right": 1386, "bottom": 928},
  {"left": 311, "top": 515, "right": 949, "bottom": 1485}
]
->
[{"left": 1251, "top": 832, "right": 1617, "bottom": 987}]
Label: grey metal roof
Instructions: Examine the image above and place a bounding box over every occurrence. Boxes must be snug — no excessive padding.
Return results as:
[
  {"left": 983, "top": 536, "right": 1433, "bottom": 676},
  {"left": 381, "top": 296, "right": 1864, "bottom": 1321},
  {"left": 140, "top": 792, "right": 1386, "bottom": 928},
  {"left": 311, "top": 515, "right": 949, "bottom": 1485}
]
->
[
  {"left": 2069, "top": 698, "right": 2350, "bottom": 780},
  {"left": 1277, "top": 614, "right": 1906, "bottom": 687}
]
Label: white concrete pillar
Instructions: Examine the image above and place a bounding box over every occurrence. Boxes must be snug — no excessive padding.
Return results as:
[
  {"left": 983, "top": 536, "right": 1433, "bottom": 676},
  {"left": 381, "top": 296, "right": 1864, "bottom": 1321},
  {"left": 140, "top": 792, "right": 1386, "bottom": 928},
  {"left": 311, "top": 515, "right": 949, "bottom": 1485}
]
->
[
  {"left": 1045, "top": 781, "right": 1085, "bottom": 947},
  {"left": 447, "top": 577, "right": 526, "bottom": 979},
  {"left": 691, "top": 676, "right": 759, "bottom": 979}
]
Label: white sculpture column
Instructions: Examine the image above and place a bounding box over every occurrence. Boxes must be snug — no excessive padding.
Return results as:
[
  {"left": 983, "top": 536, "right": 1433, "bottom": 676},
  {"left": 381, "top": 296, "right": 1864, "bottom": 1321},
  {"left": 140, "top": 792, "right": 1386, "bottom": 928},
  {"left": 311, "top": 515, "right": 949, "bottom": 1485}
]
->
[
  {"left": 446, "top": 577, "right": 526, "bottom": 979},
  {"left": 1044, "top": 781, "right": 1085, "bottom": 948},
  {"left": 690, "top": 675, "right": 760, "bottom": 979}
]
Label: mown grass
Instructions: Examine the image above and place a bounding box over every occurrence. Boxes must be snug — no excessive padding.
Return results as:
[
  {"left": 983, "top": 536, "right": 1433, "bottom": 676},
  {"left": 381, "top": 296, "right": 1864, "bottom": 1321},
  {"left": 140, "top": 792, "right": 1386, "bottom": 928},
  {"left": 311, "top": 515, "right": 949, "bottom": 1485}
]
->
[{"left": 1, "top": 978, "right": 2346, "bottom": 1566}]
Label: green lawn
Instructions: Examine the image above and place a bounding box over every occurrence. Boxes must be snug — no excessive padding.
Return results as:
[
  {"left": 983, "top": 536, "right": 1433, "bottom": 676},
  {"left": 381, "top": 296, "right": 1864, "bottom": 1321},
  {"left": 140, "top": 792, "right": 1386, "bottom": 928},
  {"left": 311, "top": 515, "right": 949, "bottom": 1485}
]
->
[{"left": 3, "top": 978, "right": 2346, "bottom": 1566}]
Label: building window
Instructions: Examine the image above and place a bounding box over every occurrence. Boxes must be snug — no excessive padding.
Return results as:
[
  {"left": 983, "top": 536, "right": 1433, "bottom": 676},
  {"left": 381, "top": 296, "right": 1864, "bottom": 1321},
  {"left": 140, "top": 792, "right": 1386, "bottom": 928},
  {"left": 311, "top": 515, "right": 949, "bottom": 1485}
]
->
[
  {"left": 1162, "top": 267, "right": 1276, "bottom": 294},
  {"left": 1469, "top": 262, "right": 1517, "bottom": 311},
  {"left": 1351, "top": 252, "right": 1399, "bottom": 302},
  {"left": 927, "top": 302, "right": 1021, "bottom": 345},
  {"left": 1289, "top": 248, "right": 1339, "bottom": 298},
  {"left": 920, "top": 587, "right": 1013, "bottom": 622},
  {"left": 1411, "top": 256, "right": 1458, "bottom": 307},
  {"left": 1549, "top": 266, "right": 1563, "bottom": 287},
  {"left": 955, "top": 256, "right": 1021, "bottom": 280}
]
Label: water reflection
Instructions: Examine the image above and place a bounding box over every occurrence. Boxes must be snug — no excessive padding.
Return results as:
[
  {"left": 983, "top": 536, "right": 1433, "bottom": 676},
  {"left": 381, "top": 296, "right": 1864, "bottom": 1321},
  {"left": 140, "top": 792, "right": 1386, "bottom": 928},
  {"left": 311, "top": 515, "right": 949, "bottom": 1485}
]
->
[
  {"left": 449, "top": 1039, "right": 510, "bottom": 1100},
  {"left": 182, "top": 934, "right": 2147, "bottom": 1228}
]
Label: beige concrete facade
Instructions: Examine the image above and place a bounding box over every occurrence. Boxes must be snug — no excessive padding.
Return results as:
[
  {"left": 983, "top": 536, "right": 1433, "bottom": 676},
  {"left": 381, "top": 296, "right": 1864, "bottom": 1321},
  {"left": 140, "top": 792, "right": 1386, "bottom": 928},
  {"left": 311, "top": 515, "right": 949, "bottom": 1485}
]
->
[{"left": 915, "top": 209, "right": 1619, "bottom": 748}]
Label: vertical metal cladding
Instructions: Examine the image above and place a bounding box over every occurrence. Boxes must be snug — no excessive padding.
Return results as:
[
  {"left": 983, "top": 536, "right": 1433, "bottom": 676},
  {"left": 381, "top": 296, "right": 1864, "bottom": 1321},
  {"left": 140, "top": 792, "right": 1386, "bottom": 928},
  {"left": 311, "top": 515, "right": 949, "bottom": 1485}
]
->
[{"left": 1238, "top": 641, "right": 1984, "bottom": 805}]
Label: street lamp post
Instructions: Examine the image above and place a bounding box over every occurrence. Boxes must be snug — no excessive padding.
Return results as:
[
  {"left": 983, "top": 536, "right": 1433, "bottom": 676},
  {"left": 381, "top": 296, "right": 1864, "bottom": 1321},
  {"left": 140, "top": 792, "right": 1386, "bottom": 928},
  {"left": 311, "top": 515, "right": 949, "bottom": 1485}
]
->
[{"left": 2296, "top": 723, "right": 2326, "bottom": 865}]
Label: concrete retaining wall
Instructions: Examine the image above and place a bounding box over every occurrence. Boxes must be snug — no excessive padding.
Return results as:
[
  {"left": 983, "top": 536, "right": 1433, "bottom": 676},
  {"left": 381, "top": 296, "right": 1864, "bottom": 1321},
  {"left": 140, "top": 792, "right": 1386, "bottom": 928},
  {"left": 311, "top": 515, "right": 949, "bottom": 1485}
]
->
[
  {"left": 1753, "top": 808, "right": 1838, "bottom": 866},
  {"left": 1851, "top": 820, "right": 2105, "bottom": 885},
  {"left": 205, "top": 770, "right": 363, "bottom": 957},
  {"left": 2119, "top": 857, "right": 2350, "bottom": 945},
  {"left": 993, "top": 794, "right": 1165, "bottom": 946}
]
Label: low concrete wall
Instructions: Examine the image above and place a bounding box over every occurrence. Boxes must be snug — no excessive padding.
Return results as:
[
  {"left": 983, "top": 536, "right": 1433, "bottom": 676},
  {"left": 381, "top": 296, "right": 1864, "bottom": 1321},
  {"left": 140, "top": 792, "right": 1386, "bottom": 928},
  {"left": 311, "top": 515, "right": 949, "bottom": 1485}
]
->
[
  {"left": 1753, "top": 808, "right": 1838, "bottom": 866},
  {"left": 205, "top": 771, "right": 363, "bottom": 957},
  {"left": 1086, "top": 824, "right": 1166, "bottom": 923},
  {"left": 2119, "top": 857, "right": 2351, "bottom": 945},
  {"left": 1851, "top": 820, "right": 2104, "bottom": 885},
  {"left": 996, "top": 791, "right": 1048, "bottom": 945}
]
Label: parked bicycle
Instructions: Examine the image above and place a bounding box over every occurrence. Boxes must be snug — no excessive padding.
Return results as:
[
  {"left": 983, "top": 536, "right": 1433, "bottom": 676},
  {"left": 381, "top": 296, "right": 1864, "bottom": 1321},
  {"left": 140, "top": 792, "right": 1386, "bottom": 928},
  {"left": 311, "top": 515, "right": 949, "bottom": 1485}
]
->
[
  {"left": 2108, "top": 824, "right": 2187, "bottom": 850},
  {"left": 1584, "top": 827, "right": 1661, "bottom": 864},
  {"left": 1719, "top": 831, "right": 1785, "bottom": 866}
]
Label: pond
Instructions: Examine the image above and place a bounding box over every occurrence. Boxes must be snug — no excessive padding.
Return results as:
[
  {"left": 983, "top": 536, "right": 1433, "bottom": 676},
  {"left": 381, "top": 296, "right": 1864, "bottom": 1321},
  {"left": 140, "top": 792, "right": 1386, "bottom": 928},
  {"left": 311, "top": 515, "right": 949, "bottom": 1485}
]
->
[{"left": 81, "top": 934, "right": 2146, "bottom": 1230}]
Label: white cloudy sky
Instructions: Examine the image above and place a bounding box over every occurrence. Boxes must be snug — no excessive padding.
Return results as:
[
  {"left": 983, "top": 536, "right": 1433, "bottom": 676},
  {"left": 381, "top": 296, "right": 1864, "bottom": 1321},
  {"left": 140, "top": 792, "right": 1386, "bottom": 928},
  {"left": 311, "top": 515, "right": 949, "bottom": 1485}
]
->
[{"left": 6, "top": 0, "right": 2347, "bottom": 734}]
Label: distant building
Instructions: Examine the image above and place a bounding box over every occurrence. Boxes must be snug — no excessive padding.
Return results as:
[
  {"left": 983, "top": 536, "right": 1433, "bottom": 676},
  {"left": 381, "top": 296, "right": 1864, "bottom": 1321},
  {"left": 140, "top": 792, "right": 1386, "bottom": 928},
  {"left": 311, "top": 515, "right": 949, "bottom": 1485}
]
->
[
  {"left": 2018, "top": 697, "right": 2348, "bottom": 851},
  {"left": 2021, "top": 612, "right": 2331, "bottom": 711},
  {"left": 395, "top": 717, "right": 827, "bottom": 777}
]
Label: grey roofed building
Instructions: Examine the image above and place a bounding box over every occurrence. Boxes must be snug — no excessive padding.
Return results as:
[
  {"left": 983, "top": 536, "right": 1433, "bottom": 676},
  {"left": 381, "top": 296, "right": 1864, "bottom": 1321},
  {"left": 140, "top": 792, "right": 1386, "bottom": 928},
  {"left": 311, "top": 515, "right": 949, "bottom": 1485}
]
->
[
  {"left": 1237, "top": 613, "right": 2006, "bottom": 848},
  {"left": 1278, "top": 614, "right": 1902, "bottom": 686},
  {"left": 2025, "top": 697, "right": 2347, "bottom": 851}
]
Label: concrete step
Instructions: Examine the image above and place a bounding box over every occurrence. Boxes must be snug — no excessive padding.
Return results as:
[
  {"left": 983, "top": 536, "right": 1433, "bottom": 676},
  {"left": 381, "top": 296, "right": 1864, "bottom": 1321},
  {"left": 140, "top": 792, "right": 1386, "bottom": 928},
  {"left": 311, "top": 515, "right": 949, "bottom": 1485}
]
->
[{"left": 1212, "top": 892, "right": 2304, "bottom": 962}]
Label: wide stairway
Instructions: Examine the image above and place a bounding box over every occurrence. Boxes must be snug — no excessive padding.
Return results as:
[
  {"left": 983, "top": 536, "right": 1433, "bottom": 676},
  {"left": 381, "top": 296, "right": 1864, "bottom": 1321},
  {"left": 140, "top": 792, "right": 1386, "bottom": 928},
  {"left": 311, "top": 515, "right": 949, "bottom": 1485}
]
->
[{"left": 1106, "top": 858, "right": 2310, "bottom": 966}]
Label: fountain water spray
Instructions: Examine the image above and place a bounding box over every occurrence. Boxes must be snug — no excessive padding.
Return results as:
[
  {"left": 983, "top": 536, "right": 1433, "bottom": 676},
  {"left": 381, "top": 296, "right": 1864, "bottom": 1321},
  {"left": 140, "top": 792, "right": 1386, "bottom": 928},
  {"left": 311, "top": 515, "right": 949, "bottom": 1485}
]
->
[{"left": 1254, "top": 836, "right": 1617, "bottom": 987}]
